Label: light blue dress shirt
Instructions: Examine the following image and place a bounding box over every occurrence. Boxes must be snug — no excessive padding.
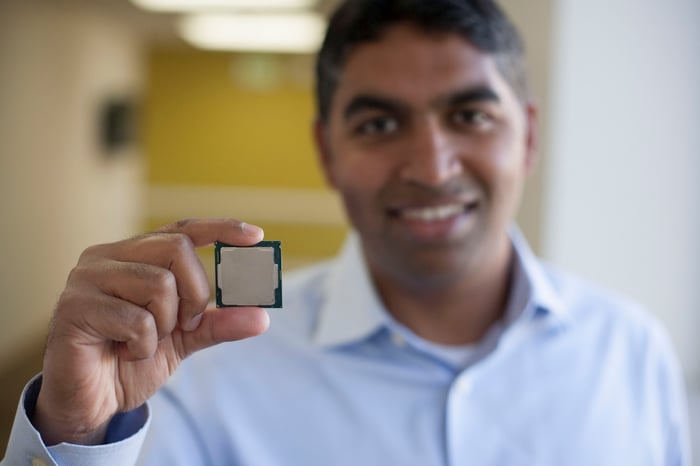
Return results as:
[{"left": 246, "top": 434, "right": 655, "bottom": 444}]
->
[{"left": 2, "top": 230, "right": 691, "bottom": 465}]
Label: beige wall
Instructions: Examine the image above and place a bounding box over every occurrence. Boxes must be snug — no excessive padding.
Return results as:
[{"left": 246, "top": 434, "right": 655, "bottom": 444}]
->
[
  {"left": 543, "top": 0, "right": 700, "bottom": 384},
  {"left": 0, "top": 1, "right": 146, "bottom": 371},
  {"left": 499, "top": 0, "right": 556, "bottom": 254}
]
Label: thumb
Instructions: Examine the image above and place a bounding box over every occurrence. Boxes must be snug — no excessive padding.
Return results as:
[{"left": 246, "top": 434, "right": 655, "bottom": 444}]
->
[{"left": 180, "top": 306, "right": 270, "bottom": 356}]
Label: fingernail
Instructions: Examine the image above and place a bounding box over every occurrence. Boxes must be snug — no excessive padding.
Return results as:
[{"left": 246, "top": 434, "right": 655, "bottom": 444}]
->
[
  {"left": 185, "top": 313, "right": 203, "bottom": 332},
  {"left": 240, "top": 222, "right": 263, "bottom": 238}
]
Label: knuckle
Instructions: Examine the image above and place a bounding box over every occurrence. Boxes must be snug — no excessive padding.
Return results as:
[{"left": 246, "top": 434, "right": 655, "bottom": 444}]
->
[
  {"left": 130, "top": 311, "right": 156, "bottom": 338},
  {"left": 172, "top": 218, "right": 195, "bottom": 230},
  {"left": 55, "top": 288, "right": 83, "bottom": 315},
  {"left": 151, "top": 268, "right": 177, "bottom": 296},
  {"left": 168, "top": 232, "right": 194, "bottom": 251},
  {"left": 78, "top": 244, "right": 102, "bottom": 262},
  {"left": 66, "top": 263, "right": 93, "bottom": 283},
  {"left": 191, "top": 281, "right": 211, "bottom": 308},
  {"left": 124, "top": 334, "right": 157, "bottom": 361}
]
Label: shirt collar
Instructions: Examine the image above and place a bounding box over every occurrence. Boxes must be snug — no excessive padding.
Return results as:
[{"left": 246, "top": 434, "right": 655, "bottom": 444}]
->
[
  {"left": 312, "top": 232, "right": 387, "bottom": 347},
  {"left": 508, "top": 226, "right": 569, "bottom": 325},
  {"left": 312, "top": 227, "right": 569, "bottom": 348}
]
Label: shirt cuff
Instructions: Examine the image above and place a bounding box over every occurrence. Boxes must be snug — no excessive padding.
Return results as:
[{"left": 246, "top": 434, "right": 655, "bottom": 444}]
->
[{"left": 1, "top": 374, "right": 151, "bottom": 466}]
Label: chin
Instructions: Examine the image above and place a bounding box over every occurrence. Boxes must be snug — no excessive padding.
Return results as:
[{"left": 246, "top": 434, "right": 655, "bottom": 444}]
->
[{"left": 383, "top": 245, "right": 475, "bottom": 290}]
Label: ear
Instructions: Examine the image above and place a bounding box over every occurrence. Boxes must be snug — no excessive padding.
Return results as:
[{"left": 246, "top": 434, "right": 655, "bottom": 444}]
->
[
  {"left": 313, "top": 118, "right": 338, "bottom": 189},
  {"left": 523, "top": 101, "right": 538, "bottom": 176}
]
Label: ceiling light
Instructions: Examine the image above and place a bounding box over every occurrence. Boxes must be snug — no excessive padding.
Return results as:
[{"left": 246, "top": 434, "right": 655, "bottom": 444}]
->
[
  {"left": 178, "top": 13, "right": 326, "bottom": 53},
  {"left": 130, "top": 0, "right": 316, "bottom": 12}
]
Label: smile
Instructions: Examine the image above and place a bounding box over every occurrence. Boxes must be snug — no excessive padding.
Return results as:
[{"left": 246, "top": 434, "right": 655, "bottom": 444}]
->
[{"left": 389, "top": 201, "right": 478, "bottom": 222}]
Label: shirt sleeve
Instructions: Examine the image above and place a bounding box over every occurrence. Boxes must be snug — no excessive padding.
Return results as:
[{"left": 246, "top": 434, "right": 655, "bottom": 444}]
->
[{"left": 1, "top": 375, "right": 150, "bottom": 466}]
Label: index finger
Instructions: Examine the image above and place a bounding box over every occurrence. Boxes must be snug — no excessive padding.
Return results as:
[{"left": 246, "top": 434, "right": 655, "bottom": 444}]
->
[{"left": 155, "top": 218, "right": 264, "bottom": 247}]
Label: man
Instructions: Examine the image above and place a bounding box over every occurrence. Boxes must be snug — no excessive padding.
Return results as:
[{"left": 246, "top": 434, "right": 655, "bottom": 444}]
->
[{"left": 2, "top": 0, "right": 691, "bottom": 465}]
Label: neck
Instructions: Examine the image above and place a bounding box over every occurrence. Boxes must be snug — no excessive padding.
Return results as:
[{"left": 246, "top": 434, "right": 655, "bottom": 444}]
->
[{"left": 371, "top": 237, "right": 515, "bottom": 345}]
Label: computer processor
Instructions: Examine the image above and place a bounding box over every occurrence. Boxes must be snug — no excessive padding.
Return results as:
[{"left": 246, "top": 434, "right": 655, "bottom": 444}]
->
[{"left": 215, "top": 241, "right": 282, "bottom": 308}]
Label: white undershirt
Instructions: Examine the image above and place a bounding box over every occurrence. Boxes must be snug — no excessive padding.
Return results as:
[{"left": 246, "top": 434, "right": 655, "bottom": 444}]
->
[{"left": 422, "top": 318, "right": 507, "bottom": 369}]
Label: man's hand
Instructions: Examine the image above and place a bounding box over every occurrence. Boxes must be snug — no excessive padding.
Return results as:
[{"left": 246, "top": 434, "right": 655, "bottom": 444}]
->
[{"left": 33, "top": 218, "right": 270, "bottom": 446}]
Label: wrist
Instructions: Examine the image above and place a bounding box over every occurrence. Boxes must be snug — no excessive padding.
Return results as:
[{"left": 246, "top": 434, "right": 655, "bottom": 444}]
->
[{"left": 32, "top": 381, "right": 111, "bottom": 446}]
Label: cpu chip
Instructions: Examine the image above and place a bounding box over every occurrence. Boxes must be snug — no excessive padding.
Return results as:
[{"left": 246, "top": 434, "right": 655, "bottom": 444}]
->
[{"left": 215, "top": 241, "right": 282, "bottom": 308}]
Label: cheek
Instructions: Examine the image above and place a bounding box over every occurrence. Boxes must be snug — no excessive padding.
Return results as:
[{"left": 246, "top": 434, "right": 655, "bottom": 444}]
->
[
  {"left": 336, "top": 182, "right": 382, "bottom": 236},
  {"left": 329, "top": 155, "right": 391, "bottom": 222},
  {"left": 487, "top": 125, "right": 527, "bottom": 169},
  {"left": 489, "top": 144, "right": 530, "bottom": 215},
  {"left": 330, "top": 149, "right": 393, "bottom": 195},
  {"left": 466, "top": 132, "right": 529, "bottom": 206}
]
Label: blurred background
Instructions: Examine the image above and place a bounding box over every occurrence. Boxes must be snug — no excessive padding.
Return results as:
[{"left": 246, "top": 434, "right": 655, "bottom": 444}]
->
[{"left": 1, "top": 0, "right": 698, "bottom": 459}]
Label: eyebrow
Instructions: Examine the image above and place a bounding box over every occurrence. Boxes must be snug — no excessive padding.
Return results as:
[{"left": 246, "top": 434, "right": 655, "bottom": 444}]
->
[
  {"left": 443, "top": 86, "right": 501, "bottom": 107},
  {"left": 342, "top": 85, "right": 501, "bottom": 121},
  {"left": 343, "top": 95, "right": 408, "bottom": 121}
]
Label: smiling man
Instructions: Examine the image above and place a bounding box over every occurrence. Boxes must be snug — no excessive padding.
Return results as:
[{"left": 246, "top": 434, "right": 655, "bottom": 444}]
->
[
  {"left": 316, "top": 19, "right": 535, "bottom": 346},
  {"left": 1, "top": 1, "right": 691, "bottom": 465}
]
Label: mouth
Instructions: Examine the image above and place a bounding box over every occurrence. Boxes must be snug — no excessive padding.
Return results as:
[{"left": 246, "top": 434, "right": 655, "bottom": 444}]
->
[{"left": 387, "top": 201, "right": 478, "bottom": 222}]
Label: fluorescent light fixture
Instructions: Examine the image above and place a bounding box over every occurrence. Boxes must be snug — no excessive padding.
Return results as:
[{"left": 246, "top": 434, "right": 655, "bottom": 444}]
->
[
  {"left": 130, "top": 0, "right": 316, "bottom": 12},
  {"left": 178, "top": 13, "right": 326, "bottom": 53}
]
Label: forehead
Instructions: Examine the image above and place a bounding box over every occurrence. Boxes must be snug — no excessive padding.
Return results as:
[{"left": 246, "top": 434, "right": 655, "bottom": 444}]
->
[{"left": 331, "top": 23, "right": 513, "bottom": 112}]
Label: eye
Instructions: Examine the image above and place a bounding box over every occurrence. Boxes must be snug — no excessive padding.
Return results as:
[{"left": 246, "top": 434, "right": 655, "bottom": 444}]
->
[
  {"left": 355, "top": 116, "right": 399, "bottom": 136},
  {"left": 450, "top": 109, "right": 494, "bottom": 129}
]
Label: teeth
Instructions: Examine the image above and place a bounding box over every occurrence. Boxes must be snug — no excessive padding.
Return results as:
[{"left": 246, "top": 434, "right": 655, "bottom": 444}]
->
[{"left": 402, "top": 204, "right": 465, "bottom": 222}]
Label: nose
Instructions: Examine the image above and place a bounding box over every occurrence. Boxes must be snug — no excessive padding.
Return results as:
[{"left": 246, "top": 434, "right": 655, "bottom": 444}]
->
[{"left": 399, "top": 117, "right": 462, "bottom": 186}]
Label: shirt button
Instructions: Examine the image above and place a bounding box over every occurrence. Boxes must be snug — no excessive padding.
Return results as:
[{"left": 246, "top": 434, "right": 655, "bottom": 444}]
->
[
  {"left": 32, "top": 458, "right": 48, "bottom": 466},
  {"left": 391, "top": 332, "right": 407, "bottom": 348}
]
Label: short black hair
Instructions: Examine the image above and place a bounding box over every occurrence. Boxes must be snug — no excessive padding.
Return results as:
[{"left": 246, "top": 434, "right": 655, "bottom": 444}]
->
[{"left": 315, "top": 0, "right": 528, "bottom": 122}]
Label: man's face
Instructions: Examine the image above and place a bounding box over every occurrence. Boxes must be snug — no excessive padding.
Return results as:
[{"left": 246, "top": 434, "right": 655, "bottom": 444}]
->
[{"left": 315, "top": 23, "right": 536, "bottom": 289}]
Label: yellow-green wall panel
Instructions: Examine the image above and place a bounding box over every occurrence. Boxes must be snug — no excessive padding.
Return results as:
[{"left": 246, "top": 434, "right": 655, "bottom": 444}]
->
[
  {"left": 146, "top": 218, "right": 347, "bottom": 260},
  {"left": 144, "top": 49, "right": 325, "bottom": 188}
]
